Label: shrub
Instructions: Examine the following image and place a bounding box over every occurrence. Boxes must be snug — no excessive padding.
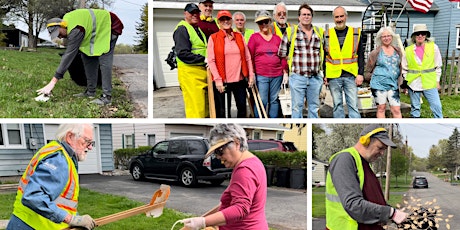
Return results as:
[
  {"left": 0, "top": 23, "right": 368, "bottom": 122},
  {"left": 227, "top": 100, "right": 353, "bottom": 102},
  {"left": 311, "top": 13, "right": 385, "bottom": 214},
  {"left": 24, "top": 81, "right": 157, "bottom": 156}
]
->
[
  {"left": 114, "top": 146, "right": 152, "bottom": 169},
  {"left": 253, "top": 151, "right": 307, "bottom": 169}
]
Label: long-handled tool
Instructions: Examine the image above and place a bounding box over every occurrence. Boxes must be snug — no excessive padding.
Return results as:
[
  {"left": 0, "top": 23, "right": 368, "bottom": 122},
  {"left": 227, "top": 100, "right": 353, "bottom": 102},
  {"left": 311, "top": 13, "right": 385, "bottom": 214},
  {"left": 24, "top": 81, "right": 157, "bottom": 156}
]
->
[
  {"left": 64, "top": 184, "right": 171, "bottom": 230},
  {"left": 251, "top": 85, "right": 268, "bottom": 118},
  {"left": 207, "top": 68, "right": 216, "bottom": 118}
]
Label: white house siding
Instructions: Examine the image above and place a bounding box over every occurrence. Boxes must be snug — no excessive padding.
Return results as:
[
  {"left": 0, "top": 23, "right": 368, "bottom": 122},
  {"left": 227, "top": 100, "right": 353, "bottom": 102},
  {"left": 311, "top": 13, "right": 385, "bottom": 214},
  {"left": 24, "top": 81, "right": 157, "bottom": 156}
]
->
[
  {"left": 111, "top": 123, "right": 167, "bottom": 150},
  {"left": 152, "top": 1, "right": 367, "bottom": 88},
  {"left": 312, "top": 159, "right": 328, "bottom": 186}
]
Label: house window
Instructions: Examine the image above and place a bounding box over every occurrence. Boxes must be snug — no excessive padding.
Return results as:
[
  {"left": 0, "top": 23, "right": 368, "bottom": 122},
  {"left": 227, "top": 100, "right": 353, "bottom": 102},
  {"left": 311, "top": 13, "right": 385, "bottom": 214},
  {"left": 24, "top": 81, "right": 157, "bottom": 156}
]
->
[
  {"left": 253, "top": 130, "right": 261, "bottom": 140},
  {"left": 457, "top": 27, "right": 460, "bottom": 49},
  {"left": 147, "top": 134, "right": 155, "bottom": 146},
  {"left": 124, "top": 134, "right": 134, "bottom": 148},
  {"left": 276, "top": 132, "right": 283, "bottom": 140},
  {"left": 0, "top": 124, "right": 26, "bottom": 148}
]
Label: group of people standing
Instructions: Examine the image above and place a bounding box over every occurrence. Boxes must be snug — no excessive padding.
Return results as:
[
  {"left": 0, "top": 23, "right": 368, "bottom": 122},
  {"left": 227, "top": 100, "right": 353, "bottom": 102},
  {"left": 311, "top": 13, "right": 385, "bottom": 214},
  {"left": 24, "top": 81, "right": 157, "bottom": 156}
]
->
[{"left": 174, "top": 1, "right": 443, "bottom": 119}]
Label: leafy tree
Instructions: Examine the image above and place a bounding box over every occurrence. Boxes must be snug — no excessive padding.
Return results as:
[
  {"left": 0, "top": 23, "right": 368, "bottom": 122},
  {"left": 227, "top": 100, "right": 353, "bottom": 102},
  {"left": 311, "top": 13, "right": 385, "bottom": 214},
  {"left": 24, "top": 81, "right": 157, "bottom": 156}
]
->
[
  {"left": 82, "top": 0, "right": 113, "bottom": 9},
  {"left": 390, "top": 149, "right": 408, "bottom": 187},
  {"left": 427, "top": 141, "right": 445, "bottom": 170},
  {"left": 443, "top": 128, "right": 460, "bottom": 178},
  {"left": 134, "top": 3, "right": 147, "bottom": 53},
  {"left": 312, "top": 124, "right": 325, "bottom": 159},
  {"left": 5, "top": 0, "right": 77, "bottom": 48}
]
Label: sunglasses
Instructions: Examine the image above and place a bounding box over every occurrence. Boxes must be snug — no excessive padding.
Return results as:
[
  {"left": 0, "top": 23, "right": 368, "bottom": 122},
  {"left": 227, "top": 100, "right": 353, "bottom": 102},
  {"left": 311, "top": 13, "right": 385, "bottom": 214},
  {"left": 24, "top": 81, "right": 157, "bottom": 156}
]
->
[
  {"left": 214, "top": 141, "right": 233, "bottom": 156},
  {"left": 414, "top": 32, "right": 427, "bottom": 36},
  {"left": 83, "top": 137, "right": 95, "bottom": 148},
  {"left": 277, "top": 12, "right": 286, "bottom": 17},
  {"left": 257, "top": 19, "right": 270, "bottom": 25}
]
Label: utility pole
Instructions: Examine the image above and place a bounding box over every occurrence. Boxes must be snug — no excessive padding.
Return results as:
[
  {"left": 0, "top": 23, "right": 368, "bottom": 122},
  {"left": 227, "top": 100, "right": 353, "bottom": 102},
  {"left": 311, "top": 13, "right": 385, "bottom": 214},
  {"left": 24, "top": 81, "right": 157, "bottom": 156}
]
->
[{"left": 384, "top": 124, "right": 393, "bottom": 201}]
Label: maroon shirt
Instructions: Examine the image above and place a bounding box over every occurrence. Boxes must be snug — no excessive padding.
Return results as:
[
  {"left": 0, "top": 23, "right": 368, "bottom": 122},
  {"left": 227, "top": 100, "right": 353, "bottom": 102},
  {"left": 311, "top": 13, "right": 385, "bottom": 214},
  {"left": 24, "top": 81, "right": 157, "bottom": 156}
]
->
[
  {"left": 360, "top": 157, "right": 386, "bottom": 230},
  {"left": 198, "top": 19, "right": 219, "bottom": 40}
]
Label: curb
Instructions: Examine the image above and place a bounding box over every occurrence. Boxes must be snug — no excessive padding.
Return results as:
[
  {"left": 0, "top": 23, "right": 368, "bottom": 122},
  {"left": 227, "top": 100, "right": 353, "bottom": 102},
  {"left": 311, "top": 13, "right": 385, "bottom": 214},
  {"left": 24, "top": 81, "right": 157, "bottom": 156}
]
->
[{"left": 0, "top": 220, "right": 8, "bottom": 229}]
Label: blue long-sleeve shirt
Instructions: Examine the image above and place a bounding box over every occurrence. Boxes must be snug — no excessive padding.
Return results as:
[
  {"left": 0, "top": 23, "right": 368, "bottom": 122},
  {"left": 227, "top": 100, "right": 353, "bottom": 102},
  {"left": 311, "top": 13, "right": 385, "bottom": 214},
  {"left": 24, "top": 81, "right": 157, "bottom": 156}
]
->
[{"left": 21, "top": 141, "right": 78, "bottom": 224}]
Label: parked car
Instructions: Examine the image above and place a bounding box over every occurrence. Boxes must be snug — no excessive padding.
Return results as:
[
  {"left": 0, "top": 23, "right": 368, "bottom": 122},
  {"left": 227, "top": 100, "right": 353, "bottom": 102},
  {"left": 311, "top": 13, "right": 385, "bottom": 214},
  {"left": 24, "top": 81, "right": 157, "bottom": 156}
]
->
[
  {"left": 128, "top": 136, "right": 232, "bottom": 187},
  {"left": 37, "top": 41, "right": 57, "bottom": 47},
  {"left": 412, "top": 176, "right": 428, "bottom": 188},
  {"left": 247, "top": 139, "right": 297, "bottom": 152},
  {"left": 376, "top": 172, "right": 387, "bottom": 178}
]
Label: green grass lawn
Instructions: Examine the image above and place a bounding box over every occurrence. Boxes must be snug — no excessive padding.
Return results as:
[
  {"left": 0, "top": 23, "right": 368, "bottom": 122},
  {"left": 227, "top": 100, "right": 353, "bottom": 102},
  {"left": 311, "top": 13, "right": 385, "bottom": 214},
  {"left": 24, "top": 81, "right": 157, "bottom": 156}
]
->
[
  {"left": 312, "top": 176, "right": 412, "bottom": 218},
  {"left": 0, "top": 188, "right": 191, "bottom": 230},
  {"left": 400, "top": 92, "right": 460, "bottom": 118},
  {"left": 0, "top": 48, "right": 133, "bottom": 118}
]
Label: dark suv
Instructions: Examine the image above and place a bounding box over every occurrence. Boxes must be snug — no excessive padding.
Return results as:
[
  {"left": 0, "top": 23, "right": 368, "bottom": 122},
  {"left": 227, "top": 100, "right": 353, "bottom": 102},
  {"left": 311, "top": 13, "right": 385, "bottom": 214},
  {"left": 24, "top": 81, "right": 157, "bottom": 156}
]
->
[
  {"left": 128, "top": 136, "right": 232, "bottom": 187},
  {"left": 247, "top": 139, "right": 298, "bottom": 152},
  {"left": 412, "top": 176, "right": 428, "bottom": 188}
]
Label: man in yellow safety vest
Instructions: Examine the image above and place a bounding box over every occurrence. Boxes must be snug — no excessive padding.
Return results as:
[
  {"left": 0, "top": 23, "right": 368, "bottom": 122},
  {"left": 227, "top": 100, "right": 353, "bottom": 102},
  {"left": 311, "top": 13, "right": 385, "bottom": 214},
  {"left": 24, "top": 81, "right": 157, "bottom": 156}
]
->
[
  {"left": 7, "top": 124, "right": 96, "bottom": 230},
  {"left": 325, "top": 124, "right": 409, "bottom": 230},
  {"left": 233, "top": 11, "right": 254, "bottom": 43}
]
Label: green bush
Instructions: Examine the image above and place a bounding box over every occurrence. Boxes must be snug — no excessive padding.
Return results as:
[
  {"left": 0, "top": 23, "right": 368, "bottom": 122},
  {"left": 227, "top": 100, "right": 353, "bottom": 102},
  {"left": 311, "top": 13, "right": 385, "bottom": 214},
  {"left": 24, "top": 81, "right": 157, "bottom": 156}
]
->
[
  {"left": 114, "top": 146, "right": 152, "bottom": 169},
  {"left": 253, "top": 151, "right": 307, "bottom": 169}
]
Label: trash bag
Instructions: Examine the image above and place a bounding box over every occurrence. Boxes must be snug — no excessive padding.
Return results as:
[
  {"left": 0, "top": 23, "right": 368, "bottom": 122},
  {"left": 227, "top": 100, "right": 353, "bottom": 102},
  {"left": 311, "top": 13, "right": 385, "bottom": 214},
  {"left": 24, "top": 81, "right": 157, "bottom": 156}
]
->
[
  {"left": 60, "top": 52, "right": 102, "bottom": 87},
  {"left": 164, "top": 46, "right": 177, "bottom": 70}
]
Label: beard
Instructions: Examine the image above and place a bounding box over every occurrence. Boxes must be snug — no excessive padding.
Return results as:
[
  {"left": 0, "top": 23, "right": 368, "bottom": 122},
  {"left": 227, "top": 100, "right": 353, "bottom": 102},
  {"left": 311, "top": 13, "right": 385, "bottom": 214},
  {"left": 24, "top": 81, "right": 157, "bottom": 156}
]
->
[{"left": 77, "top": 151, "right": 88, "bottom": 162}]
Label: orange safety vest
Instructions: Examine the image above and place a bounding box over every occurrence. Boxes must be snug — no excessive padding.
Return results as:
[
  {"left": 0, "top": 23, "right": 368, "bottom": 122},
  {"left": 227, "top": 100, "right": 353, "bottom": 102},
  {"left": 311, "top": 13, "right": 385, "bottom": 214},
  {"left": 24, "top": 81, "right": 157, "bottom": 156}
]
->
[{"left": 12, "top": 141, "right": 79, "bottom": 229}]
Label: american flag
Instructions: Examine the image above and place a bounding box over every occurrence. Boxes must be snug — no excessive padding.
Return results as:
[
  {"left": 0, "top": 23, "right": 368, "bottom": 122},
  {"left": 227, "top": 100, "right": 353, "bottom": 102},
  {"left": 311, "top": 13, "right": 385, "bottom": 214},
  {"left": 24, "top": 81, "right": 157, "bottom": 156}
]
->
[
  {"left": 449, "top": 0, "right": 460, "bottom": 2},
  {"left": 408, "top": 0, "right": 434, "bottom": 13}
]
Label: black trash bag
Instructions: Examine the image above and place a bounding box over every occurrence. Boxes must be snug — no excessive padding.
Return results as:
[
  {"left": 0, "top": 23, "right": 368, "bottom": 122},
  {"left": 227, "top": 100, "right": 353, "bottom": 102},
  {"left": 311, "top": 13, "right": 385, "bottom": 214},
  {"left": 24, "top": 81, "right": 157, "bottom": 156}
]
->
[
  {"left": 164, "top": 46, "right": 177, "bottom": 70},
  {"left": 60, "top": 52, "right": 102, "bottom": 87}
]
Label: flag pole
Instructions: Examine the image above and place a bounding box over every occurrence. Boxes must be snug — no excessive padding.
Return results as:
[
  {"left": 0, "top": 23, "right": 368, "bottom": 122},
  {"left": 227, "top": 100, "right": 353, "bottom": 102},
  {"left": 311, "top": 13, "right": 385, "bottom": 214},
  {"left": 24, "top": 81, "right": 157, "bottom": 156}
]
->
[
  {"left": 394, "top": 0, "right": 409, "bottom": 25},
  {"left": 389, "top": 0, "right": 397, "bottom": 24}
]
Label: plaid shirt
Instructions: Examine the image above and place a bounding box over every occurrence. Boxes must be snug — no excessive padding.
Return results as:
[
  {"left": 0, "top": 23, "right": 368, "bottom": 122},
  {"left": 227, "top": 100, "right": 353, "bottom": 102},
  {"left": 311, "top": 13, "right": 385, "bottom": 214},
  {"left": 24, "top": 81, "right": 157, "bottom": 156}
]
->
[{"left": 278, "top": 25, "right": 322, "bottom": 76}]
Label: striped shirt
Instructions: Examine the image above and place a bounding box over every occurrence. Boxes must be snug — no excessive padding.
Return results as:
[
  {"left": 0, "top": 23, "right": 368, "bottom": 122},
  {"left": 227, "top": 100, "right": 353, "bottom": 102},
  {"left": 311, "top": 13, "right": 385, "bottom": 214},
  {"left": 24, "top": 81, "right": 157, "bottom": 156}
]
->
[{"left": 278, "top": 25, "right": 322, "bottom": 76}]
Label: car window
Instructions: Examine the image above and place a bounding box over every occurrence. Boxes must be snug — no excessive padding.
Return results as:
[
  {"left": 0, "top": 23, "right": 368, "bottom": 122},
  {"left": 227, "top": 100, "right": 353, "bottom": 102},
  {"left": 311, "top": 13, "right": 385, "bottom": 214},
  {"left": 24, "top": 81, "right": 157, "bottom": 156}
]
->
[
  {"left": 169, "top": 140, "right": 187, "bottom": 155},
  {"left": 283, "top": 142, "right": 297, "bottom": 151},
  {"left": 248, "top": 142, "right": 259, "bottom": 150},
  {"left": 153, "top": 141, "right": 169, "bottom": 155},
  {"left": 260, "top": 142, "right": 278, "bottom": 150},
  {"left": 188, "top": 140, "right": 206, "bottom": 155}
]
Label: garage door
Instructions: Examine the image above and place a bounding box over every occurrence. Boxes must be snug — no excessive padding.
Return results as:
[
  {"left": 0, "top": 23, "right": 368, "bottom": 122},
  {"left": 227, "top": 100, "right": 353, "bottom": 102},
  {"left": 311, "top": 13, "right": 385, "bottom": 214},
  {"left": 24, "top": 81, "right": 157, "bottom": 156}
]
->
[
  {"left": 44, "top": 124, "right": 100, "bottom": 174},
  {"left": 156, "top": 31, "right": 178, "bottom": 87}
]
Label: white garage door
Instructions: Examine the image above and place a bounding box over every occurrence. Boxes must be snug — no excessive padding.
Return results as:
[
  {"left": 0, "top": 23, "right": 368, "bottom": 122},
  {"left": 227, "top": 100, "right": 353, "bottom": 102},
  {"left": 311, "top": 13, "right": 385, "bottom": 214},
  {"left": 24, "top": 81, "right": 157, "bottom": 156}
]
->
[
  {"left": 44, "top": 124, "right": 100, "bottom": 174},
  {"left": 156, "top": 31, "right": 178, "bottom": 87}
]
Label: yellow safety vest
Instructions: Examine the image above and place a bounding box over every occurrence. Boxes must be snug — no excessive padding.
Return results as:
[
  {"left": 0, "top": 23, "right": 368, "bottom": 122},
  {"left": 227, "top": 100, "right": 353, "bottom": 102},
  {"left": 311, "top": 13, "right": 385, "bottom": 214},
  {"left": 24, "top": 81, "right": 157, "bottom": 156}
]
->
[
  {"left": 324, "top": 27, "right": 361, "bottom": 78},
  {"left": 12, "top": 141, "right": 79, "bottom": 230},
  {"left": 326, "top": 147, "right": 364, "bottom": 230},
  {"left": 405, "top": 42, "right": 437, "bottom": 89},
  {"left": 64, "top": 9, "right": 111, "bottom": 56},
  {"left": 234, "top": 28, "right": 254, "bottom": 43},
  {"left": 272, "top": 22, "right": 292, "bottom": 40},
  {"left": 287, "top": 24, "right": 324, "bottom": 73},
  {"left": 175, "top": 20, "right": 207, "bottom": 67}
]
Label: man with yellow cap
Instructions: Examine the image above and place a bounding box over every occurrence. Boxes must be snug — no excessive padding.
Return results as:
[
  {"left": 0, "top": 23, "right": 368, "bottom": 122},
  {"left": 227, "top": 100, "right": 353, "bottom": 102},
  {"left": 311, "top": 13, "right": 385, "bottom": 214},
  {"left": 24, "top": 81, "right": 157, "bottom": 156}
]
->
[{"left": 37, "top": 9, "right": 123, "bottom": 105}]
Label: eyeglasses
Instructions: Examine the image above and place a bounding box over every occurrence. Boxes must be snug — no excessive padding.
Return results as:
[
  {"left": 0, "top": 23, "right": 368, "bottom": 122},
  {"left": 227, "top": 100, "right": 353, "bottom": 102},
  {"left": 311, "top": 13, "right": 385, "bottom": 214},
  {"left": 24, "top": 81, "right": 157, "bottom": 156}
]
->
[
  {"left": 414, "top": 32, "right": 427, "bottom": 37},
  {"left": 381, "top": 35, "right": 392, "bottom": 39},
  {"left": 277, "top": 12, "right": 286, "bottom": 17},
  {"left": 214, "top": 141, "right": 233, "bottom": 156},
  {"left": 83, "top": 137, "right": 95, "bottom": 148},
  {"left": 256, "top": 19, "right": 270, "bottom": 25}
]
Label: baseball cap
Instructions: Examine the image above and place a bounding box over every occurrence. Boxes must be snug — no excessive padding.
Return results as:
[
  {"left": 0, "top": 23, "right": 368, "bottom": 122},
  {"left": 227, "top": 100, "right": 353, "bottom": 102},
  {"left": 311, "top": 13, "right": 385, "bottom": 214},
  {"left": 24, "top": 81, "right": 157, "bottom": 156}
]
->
[
  {"left": 217, "top": 10, "right": 232, "bottom": 20},
  {"left": 360, "top": 124, "right": 396, "bottom": 148},
  {"left": 204, "top": 138, "right": 233, "bottom": 158},
  {"left": 200, "top": 0, "right": 214, "bottom": 3},
  {"left": 46, "top": 18, "right": 64, "bottom": 40},
  {"left": 184, "top": 3, "right": 200, "bottom": 13}
]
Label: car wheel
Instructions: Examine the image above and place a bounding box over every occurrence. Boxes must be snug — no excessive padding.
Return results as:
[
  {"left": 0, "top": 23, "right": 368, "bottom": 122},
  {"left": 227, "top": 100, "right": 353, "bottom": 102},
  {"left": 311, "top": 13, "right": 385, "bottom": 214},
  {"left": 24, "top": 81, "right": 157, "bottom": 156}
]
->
[
  {"left": 209, "top": 179, "right": 225, "bottom": 186},
  {"left": 180, "top": 167, "right": 197, "bottom": 187},
  {"left": 131, "top": 164, "right": 145, "bottom": 181}
]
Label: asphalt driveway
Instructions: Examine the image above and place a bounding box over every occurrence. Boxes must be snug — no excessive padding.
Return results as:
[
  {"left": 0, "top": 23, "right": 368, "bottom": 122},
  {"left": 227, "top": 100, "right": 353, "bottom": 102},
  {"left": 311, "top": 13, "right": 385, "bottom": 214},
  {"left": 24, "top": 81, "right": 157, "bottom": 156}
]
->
[{"left": 79, "top": 174, "right": 307, "bottom": 230}]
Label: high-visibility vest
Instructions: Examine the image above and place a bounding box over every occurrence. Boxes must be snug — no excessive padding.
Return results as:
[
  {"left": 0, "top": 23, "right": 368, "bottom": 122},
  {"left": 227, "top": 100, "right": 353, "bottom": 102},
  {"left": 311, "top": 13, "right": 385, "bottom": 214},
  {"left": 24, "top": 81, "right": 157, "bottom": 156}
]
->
[
  {"left": 326, "top": 147, "right": 364, "bottom": 230},
  {"left": 174, "top": 20, "right": 207, "bottom": 67},
  {"left": 64, "top": 9, "right": 111, "bottom": 56},
  {"left": 272, "top": 22, "right": 292, "bottom": 40},
  {"left": 405, "top": 42, "right": 437, "bottom": 89},
  {"left": 13, "top": 141, "right": 79, "bottom": 229},
  {"left": 324, "top": 27, "right": 361, "bottom": 78},
  {"left": 287, "top": 24, "right": 324, "bottom": 73},
  {"left": 234, "top": 28, "right": 254, "bottom": 43}
]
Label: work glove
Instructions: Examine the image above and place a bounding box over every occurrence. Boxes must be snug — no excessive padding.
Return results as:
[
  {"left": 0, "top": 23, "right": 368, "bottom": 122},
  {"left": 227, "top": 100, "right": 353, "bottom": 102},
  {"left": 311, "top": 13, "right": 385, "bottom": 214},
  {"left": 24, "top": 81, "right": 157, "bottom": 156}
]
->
[
  {"left": 69, "top": 214, "right": 96, "bottom": 230},
  {"left": 182, "top": 217, "right": 206, "bottom": 230},
  {"left": 392, "top": 209, "right": 408, "bottom": 224},
  {"left": 282, "top": 72, "right": 289, "bottom": 85},
  {"left": 36, "top": 81, "right": 56, "bottom": 96}
]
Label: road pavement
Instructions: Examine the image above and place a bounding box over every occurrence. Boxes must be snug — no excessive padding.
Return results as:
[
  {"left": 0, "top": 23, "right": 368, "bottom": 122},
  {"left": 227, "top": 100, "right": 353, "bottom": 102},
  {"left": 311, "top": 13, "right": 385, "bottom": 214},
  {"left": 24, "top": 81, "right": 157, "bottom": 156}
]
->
[
  {"left": 79, "top": 174, "right": 307, "bottom": 230},
  {"left": 114, "top": 54, "right": 148, "bottom": 118}
]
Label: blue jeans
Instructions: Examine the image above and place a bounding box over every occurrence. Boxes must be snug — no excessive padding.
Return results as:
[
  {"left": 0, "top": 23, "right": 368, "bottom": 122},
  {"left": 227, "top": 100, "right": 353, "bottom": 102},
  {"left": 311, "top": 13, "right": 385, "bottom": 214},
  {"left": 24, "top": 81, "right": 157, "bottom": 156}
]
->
[
  {"left": 289, "top": 73, "right": 323, "bottom": 118},
  {"left": 6, "top": 215, "right": 34, "bottom": 230},
  {"left": 328, "top": 76, "right": 361, "bottom": 118},
  {"left": 408, "top": 88, "right": 443, "bottom": 118},
  {"left": 255, "top": 75, "right": 283, "bottom": 118}
]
